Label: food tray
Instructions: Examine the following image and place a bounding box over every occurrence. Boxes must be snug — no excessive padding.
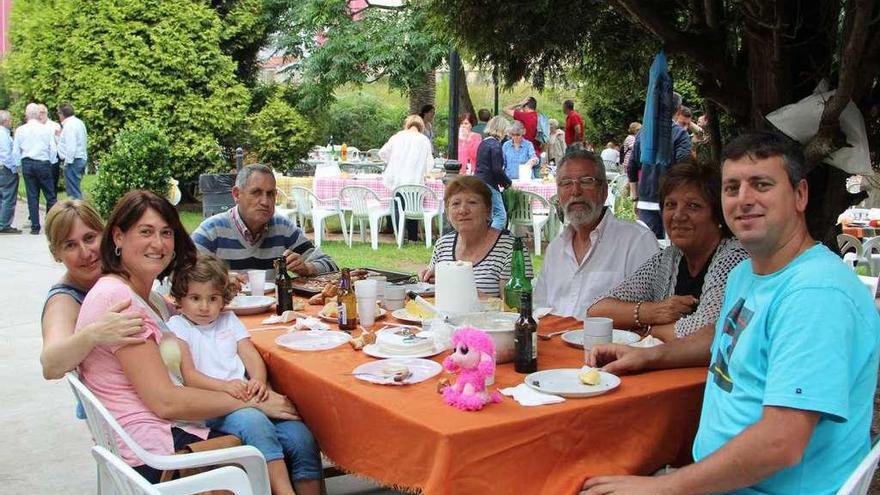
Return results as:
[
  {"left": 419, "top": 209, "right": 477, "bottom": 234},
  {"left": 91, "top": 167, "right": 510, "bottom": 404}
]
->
[{"left": 290, "top": 267, "right": 415, "bottom": 296}]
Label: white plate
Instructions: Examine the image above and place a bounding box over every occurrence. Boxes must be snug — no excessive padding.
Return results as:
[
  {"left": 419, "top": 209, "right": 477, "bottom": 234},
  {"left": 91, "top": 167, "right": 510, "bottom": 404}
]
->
[
  {"left": 402, "top": 282, "right": 435, "bottom": 295},
  {"left": 560, "top": 329, "right": 642, "bottom": 348},
  {"left": 226, "top": 295, "right": 276, "bottom": 315},
  {"left": 350, "top": 358, "right": 442, "bottom": 385},
  {"left": 242, "top": 282, "right": 276, "bottom": 295},
  {"left": 525, "top": 368, "right": 621, "bottom": 398},
  {"left": 362, "top": 331, "right": 445, "bottom": 359},
  {"left": 391, "top": 308, "right": 435, "bottom": 324},
  {"left": 317, "top": 307, "right": 387, "bottom": 323},
  {"left": 275, "top": 330, "right": 352, "bottom": 351}
]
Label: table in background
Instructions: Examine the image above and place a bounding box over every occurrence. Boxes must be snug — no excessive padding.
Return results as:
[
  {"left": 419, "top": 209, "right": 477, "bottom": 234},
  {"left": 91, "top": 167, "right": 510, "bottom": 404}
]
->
[
  {"left": 275, "top": 176, "right": 314, "bottom": 195},
  {"left": 244, "top": 310, "right": 706, "bottom": 495}
]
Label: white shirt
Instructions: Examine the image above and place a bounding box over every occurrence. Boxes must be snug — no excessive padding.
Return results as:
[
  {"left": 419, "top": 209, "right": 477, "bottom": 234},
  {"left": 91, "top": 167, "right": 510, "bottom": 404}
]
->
[
  {"left": 167, "top": 311, "right": 250, "bottom": 381},
  {"left": 59, "top": 115, "right": 88, "bottom": 162},
  {"left": 0, "top": 127, "right": 14, "bottom": 173},
  {"left": 600, "top": 148, "right": 620, "bottom": 165},
  {"left": 533, "top": 211, "right": 659, "bottom": 320},
  {"left": 379, "top": 129, "right": 433, "bottom": 191},
  {"left": 13, "top": 119, "right": 58, "bottom": 164}
]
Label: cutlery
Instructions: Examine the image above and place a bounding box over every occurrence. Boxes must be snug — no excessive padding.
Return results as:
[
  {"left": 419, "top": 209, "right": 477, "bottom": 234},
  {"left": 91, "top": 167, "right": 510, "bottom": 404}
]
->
[{"left": 346, "top": 371, "right": 412, "bottom": 383}]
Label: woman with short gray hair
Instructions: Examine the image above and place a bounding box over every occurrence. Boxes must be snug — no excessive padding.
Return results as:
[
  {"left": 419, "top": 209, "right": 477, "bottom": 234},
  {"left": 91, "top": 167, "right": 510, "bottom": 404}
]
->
[
  {"left": 502, "top": 120, "right": 538, "bottom": 179},
  {"left": 474, "top": 116, "right": 512, "bottom": 229}
]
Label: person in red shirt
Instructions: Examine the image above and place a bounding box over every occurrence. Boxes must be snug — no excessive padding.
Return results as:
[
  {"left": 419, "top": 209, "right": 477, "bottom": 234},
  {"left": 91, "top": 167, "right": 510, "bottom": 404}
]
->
[
  {"left": 503, "top": 96, "right": 540, "bottom": 151},
  {"left": 563, "top": 99, "right": 584, "bottom": 149}
]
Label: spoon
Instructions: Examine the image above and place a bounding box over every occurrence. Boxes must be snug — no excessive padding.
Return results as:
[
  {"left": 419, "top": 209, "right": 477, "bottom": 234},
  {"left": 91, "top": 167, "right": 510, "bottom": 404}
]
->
[{"left": 538, "top": 329, "right": 576, "bottom": 341}]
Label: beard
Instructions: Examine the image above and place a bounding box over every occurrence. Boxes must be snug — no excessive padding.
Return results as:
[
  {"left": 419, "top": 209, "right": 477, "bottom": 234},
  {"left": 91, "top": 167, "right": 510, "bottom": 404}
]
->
[{"left": 565, "top": 196, "right": 603, "bottom": 227}]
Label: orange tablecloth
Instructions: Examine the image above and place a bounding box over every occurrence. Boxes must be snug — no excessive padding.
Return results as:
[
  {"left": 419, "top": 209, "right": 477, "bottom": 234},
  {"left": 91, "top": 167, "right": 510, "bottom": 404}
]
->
[{"left": 243, "top": 310, "right": 707, "bottom": 495}]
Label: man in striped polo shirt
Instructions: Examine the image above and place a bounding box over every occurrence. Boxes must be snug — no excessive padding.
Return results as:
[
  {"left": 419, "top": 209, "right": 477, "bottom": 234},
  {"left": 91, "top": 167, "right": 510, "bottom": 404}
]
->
[{"left": 192, "top": 164, "right": 337, "bottom": 278}]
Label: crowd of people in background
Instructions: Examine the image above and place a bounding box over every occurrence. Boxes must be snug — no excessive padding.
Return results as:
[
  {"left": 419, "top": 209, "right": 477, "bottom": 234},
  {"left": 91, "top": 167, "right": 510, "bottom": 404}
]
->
[{"left": 1, "top": 101, "right": 88, "bottom": 235}]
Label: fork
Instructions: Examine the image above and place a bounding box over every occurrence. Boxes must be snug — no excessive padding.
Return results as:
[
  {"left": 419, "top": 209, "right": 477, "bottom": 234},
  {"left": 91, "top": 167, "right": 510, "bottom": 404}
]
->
[
  {"left": 537, "top": 329, "right": 576, "bottom": 341},
  {"left": 346, "top": 371, "right": 411, "bottom": 383}
]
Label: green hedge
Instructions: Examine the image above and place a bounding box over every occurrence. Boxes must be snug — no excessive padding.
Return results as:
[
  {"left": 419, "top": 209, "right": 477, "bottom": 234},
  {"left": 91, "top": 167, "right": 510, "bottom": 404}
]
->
[{"left": 248, "top": 96, "right": 314, "bottom": 170}]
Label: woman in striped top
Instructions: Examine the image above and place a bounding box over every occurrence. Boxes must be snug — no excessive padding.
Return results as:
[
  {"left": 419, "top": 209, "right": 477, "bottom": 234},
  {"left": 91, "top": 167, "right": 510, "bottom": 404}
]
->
[{"left": 419, "top": 176, "right": 533, "bottom": 296}]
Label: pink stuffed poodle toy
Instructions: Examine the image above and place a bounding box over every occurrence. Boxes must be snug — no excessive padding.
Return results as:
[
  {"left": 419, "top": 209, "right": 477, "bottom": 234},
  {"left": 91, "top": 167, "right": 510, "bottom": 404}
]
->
[{"left": 441, "top": 327, "right": 502, "bottom": 411}]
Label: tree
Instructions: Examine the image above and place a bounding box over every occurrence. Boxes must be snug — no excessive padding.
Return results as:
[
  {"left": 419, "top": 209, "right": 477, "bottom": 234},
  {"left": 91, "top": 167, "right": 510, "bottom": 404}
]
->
[
  {"left": 211, "top": 0, "right": 279, "bottom": 85},
  {"left": 247, "top": 95, "right": 315, "bottom": 170},
  {"left": 424, "top": 0, "right": 880, "bottom": 245},
  {"left": 6, "top": 0, "right": 251, "bottom": 182}
]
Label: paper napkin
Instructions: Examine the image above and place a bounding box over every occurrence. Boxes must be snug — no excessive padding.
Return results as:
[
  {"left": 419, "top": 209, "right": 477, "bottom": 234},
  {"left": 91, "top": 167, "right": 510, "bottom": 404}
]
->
[{"left": 500, "top": 383, "right": 566, "bottom": 406}]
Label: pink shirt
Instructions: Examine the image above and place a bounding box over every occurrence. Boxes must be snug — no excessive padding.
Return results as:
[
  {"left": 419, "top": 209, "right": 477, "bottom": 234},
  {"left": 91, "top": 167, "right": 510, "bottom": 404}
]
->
[
  {"left": 76, "top": 276, "right": 208, "bottom": 466},
  {"left": 457, "top": 132, "right": 481, "bottom": 174}
]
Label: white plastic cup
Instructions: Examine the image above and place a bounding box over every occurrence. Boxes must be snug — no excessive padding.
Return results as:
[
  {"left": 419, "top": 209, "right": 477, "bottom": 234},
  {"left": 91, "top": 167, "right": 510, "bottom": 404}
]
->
[
  {"left": 247, "top": 270, "right": 266, "bottom": 296},
  {"left": 383, "top": 283, "right": 406, "bottom": 310},
  {"left": 357, "top": 297, "right": 378, "bottom": 327},
  {"left": 368, "top": 275, "right": 387, "bottom": 300},
  {"left": 583, "top": 317, "right": 613, "bottom": 359},
  {"left": 353, "top": 279, "right": 378, "bottom": 297}
]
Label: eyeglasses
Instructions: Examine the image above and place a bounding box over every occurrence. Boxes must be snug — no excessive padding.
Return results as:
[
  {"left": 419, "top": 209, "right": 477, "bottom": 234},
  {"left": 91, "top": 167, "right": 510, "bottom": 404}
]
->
[{"left": 557, "top": 176, "right": 602, "bottom": 189}]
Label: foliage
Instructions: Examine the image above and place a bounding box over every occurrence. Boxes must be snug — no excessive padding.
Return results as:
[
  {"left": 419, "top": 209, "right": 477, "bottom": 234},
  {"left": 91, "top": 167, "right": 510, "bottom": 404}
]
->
[
  {"left": 212, "top": 0, "right": 278, "bottom": 85},
  {"left": 248, "top": 96, "right": 315, "bottom": 170},
  {"left": 6, "top": 0, "right": 250, "bottom": 182},
  {"left": 268, "top": 0, "right": 448, "bottom": 110},
  {"left": 92, "top": 124, "right": 174, "bottom": 217},
  {"left": 320, "top": 93, "right": 407, "bottom": 150}
]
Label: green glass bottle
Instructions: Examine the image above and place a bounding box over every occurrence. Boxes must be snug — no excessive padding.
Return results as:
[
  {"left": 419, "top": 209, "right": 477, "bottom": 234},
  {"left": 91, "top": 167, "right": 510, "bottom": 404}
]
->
[{"left": 504, "top": 237, "right": 531, "bottom": 311}]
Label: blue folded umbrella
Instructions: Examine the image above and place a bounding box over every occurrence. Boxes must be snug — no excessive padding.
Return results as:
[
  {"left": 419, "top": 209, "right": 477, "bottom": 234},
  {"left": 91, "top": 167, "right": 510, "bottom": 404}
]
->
[{"left": 639, "top": 50, "right": 673, "bottom": 166}]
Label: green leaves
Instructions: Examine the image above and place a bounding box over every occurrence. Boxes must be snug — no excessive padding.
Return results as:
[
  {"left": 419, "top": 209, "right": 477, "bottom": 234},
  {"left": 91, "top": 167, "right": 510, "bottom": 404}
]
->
[
  {"left": 6, "top": 0, "right": 250, "bottom": 182},
  {"left": 247, "top": 95, "right": 315, "bottom": 170}
]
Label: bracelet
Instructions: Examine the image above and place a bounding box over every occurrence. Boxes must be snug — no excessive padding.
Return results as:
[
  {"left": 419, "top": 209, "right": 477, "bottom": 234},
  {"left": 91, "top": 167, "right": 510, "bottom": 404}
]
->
[{"left": 634, "top": 301, "right": 644, "bottom": 329}]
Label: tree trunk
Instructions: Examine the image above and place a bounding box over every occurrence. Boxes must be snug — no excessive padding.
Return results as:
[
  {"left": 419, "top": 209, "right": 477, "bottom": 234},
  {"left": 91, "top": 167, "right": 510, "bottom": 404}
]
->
[
  {"left": 409, "top": 69, "right": 436, "bottom": 115},
  {"left": 456, "top": 62, "right": 475, "bottom": 119}
]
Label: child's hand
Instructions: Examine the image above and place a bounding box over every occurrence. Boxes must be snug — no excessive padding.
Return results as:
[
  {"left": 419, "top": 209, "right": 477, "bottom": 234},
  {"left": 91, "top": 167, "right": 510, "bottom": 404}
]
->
[
  {"left": 247, "top": 378, "right": 269, "bottom": 402},
  {"left": 223, "top": 379, "right": 250, "bottom": 401}
]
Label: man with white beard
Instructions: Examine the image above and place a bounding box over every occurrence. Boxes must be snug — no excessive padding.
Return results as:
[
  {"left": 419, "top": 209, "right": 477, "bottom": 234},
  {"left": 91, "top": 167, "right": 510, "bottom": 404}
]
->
[{"left": 534, "top": 149, "right": 658, "bottom": 319}]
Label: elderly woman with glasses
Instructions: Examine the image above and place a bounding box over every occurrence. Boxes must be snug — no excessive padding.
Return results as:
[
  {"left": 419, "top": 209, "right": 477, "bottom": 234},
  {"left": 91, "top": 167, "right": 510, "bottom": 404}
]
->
[
  {"left": 588, "top": 162, "right": 748, "bottom": 341},
  {"left": 502, "top": 120, "right": 539, "bottom": 180},
  {"left": 419, "top": 176, "right": 532, "bottom": 296}
]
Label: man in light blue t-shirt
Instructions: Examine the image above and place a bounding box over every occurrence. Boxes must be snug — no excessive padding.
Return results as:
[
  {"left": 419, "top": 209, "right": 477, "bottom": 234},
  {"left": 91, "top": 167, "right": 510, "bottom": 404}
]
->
[{"left": 582, "top": 132, "right": 880, "bottom": 495}]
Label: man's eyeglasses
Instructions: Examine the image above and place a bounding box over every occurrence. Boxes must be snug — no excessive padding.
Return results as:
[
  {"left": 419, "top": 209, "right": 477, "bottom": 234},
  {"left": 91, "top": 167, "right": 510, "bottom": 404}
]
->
[{"left": 557, "top": 176, "right": 603, "bottom": 189}]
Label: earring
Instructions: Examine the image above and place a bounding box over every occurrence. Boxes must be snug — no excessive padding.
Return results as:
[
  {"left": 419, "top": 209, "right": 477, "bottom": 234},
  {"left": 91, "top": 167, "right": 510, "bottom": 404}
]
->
[
  {"left": 114, "top": 246, "right": 121, "bottom": 256},
  {"left": 171, "top": 251, "right": 176, "bottom": 260}
]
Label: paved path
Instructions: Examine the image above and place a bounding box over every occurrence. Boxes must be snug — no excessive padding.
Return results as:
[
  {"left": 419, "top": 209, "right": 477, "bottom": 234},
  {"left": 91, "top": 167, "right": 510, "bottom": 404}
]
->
[{"left": 0, "top": 199, "right": 400, "bottom": 494}]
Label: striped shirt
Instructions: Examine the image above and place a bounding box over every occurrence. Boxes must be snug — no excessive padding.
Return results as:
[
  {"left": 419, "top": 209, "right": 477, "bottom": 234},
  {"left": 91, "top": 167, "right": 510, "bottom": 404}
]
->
[
  {"left": 428, "top": 231, "right": 534, "bottom": 297},
  {"left": 192, "top": 207, "right": 338, "bottom": 274}
]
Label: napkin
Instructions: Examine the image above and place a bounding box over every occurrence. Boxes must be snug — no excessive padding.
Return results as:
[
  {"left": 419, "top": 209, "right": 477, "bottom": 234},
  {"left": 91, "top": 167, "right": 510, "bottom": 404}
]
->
[
  {"left": 261, "top": 310, "right": 299, "bottom": 325},
  {"left": 533, "top": 307, "right": 553, "bottom": 319},
  {"left": 500, "top": 384, "right": 566, "bottom": 406},
  {"left": 292, "top": 317, "right": 331, "bottom": 332},
  {"left": 630, "top": 335, "right": 664, "bottom": 348}
]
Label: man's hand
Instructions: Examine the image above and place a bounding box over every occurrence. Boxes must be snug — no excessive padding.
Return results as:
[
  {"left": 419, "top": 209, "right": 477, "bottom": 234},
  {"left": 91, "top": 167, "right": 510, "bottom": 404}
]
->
[
  {"left": 587, "top": 344, "right": 655, "bottom": 375},
  {"left": 228, "top": 273, "right": 247, "bottom": 296},
  {"left": 284, "top": 250, "right": 317, "bottom": 276},
  {"left": 223, "top": 379, "right": 250, "bottom": 401},
  {"left": 580, "top": 475, "right": 674, "bottom": 495},
  {"left": 643, "top": 296, "right": 698, "bottom": 325},
  {"left": 246, "top": 378, "right": 269, "bottom": 402},
  {"left": 419, "top": 268, "right": 435, "bottom": 283}
]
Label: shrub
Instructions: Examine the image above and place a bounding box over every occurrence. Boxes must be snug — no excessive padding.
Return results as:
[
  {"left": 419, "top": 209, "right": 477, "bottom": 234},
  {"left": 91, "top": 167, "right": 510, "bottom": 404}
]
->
[
  {"left": 6, "top": 0, "right": 250, "bottom": 182},
  {"left": 322, "top": 94, "right": 407, "bottom": 150},
  {"left": 92, "top": 124, "right": 174, "bottom": 217},
  {"left": 248, "top": 96, "right": 315, "bottom": 170}
]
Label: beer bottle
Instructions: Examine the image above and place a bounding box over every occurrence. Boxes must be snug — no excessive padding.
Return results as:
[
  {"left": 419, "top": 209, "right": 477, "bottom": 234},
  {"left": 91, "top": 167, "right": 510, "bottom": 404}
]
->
[
  {"left": 274, "top": 257, "right": 293, "bottom": 315},
  {"left": 514, "top": 290, "right": 538, "bottom": 373},
  {"left": 341, "top": 143, "right": 348, "bottom": 162},
  {"left": 337, "top": 268, "right": 357, "bottom": 331},
  {"left": 504, "top": 237, "right": 531, "bottom": 311}
]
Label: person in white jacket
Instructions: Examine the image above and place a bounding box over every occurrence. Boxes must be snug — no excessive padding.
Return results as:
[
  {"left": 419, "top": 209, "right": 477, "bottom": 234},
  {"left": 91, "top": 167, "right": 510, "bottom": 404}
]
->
[{"left": 380, "top": 114, "right": 433, "bottom": 242}]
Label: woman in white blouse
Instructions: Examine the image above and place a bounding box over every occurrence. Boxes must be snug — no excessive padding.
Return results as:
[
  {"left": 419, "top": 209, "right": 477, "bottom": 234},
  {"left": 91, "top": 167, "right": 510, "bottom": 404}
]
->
[
  {"left": 380, "top": 114, "right": 434, "bottom": 242},
  {"left": 588, "top": 162, "right": 748, "bottom": 341}
]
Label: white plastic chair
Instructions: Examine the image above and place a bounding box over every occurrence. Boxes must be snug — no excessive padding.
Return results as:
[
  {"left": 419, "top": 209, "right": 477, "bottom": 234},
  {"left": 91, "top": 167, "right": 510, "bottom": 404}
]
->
[
  {"left": 275, "top": 188, "right": 298, "bottom": 227},
  {"left": 838, "top": 234, "right": 865, "bottom": 258},
  {"left": 835, "top": 439, "right": 880, "bottom": 495},
  {"left": 289, "top": 186, "right": 348, "bottom": 247},
  {"left": 67, "top": 372, "right": 270, "bottom": 495},
  {"left": 339, "top": 186, "right": 397, "bottom": 250},
  {"left": 506, "top": 190, "right": 551, "bottom": 256},
  {"left": 544, "top": 194, "right": 564, "bottom": 243},
  {"left": 391, "top": 184, "right": 443, "bottom": 248},
  {"left": 605, "top": 173, "right": 628, "bottom": 214},
  {"left": 91, "top": 445, "right": 255, "bottom": 495}
]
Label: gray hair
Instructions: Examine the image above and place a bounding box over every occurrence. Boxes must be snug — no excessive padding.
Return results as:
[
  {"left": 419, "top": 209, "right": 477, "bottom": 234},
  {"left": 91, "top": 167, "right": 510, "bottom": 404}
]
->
[
  {"left": 484, "top": 116, "right": 508, "bottom": 139},
  {"left": 0, "top": 110, "right": 11, "bottom": 125},
  {"left": 235, "top": 163, "right": 275, "bottom": 190},
  {"left": 558, "top": 149, "right": 607, "bottom": 185},
  {"left": 506, "top": 120, "right": 526, "bottom": 136},
  {"left": 548, "top": 118, "right": 559, "bottom": 129},
  {"left": 37, "top": 104, "right": 48, "bottom": 116},
  {"left": 25, "top": 103, "right": 40, "bottom": 120}
]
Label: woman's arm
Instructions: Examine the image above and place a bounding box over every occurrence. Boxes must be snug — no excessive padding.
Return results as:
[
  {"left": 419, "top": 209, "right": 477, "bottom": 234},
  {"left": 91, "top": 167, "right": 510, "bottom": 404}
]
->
[
  {"left": 587, "top": 298, "right": 640, "bottom": 329},
  {"left": 40, "top": 296, "right": 143, "bottom": 379},
  {"left": 117, "top": 339, "right": 296, "bottom": 420}
]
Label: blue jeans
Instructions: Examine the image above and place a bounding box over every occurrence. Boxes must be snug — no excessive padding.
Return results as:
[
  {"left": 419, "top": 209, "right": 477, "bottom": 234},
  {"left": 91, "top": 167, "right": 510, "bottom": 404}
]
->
[
  {"left": 0, "top": 166, "right": 18, "bottom": 229},
  {"left": 21, "top": 158, "right": 56, "bottom": 231},
  {"left": 490, "top": 187, "right": 507, "bottom": 230},
  {"left": 207, "top": 408, "right": 322, "bottom": 481},
  {"left": 64, "top": 158, "right": 86, "bottom": 200},
  {"left": 637, "top": 208, "right": 664, "bottom": 239}
]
